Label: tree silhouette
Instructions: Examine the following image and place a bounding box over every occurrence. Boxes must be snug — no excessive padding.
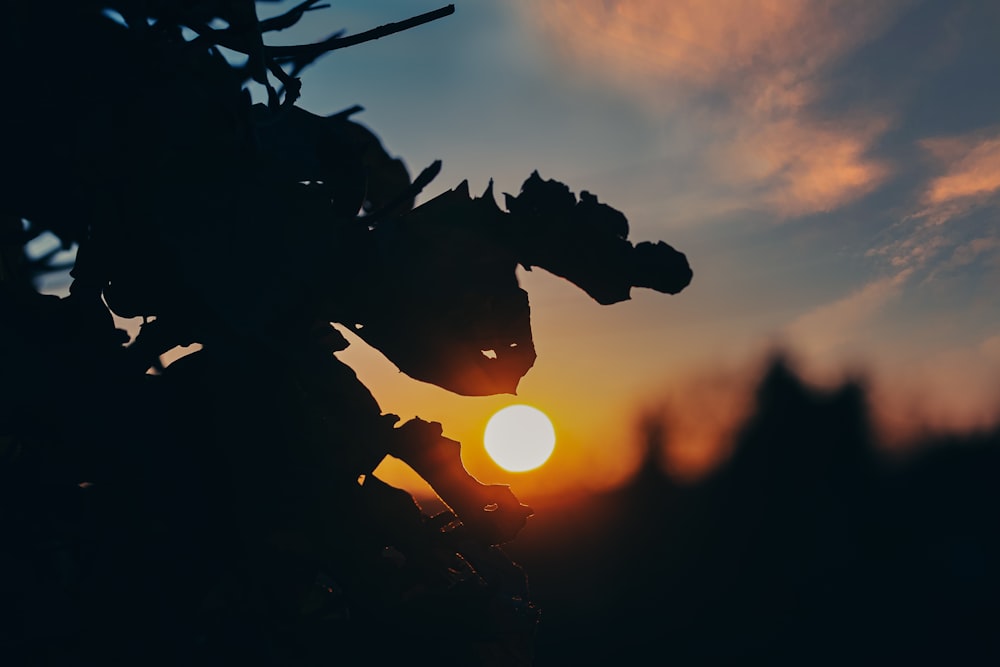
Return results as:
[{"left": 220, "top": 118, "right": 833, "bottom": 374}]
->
[{"left": 0, "top": 2, "right": 691, "bottom": 664}]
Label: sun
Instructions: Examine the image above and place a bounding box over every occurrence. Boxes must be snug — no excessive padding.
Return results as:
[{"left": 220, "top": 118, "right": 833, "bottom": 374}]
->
[{"left": 484, "top": 404, "right": 556, "bottom": 472}]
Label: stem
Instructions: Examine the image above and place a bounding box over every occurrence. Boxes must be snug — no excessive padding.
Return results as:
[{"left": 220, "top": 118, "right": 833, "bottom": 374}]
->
[{"left": 267, "top": 5, "right": 455, "bottom": 60}]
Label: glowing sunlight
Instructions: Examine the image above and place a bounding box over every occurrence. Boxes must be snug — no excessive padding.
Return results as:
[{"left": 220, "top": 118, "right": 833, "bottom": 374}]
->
[{"left": 484, "top": 405, "right": 557, "bottom": 472}]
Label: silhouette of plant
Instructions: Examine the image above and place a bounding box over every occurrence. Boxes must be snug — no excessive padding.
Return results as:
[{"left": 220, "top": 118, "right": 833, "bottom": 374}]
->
[{"left": 0, "top": 2, "right": 691, "bottom": 664}]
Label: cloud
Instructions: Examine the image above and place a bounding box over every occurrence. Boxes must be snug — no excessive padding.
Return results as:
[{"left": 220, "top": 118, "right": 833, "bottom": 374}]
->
[
  {"left": 804, "top": 129, "right": 1000, "bottom": 432},
  {"left": 866, "top": 231, "right": 951, "bottom": 272},
  {"left": 783, "top": 269, "right": 911, "bottom": 363},
  {"left": 716, "top": 116, "right": 891, "bottom": 217},
  {"left": 524, "top": 1, "right": 893, "bottom": 95},
  {"left": 946, "top": 236, "right": 1000, "bottom": 270},
  {"left": 921, "top": 134, "right": 1000, "bottom": 207},
  {"left": 868, "top": 128, "right": 1000, "bottom": 280},
  {"left": 517, "top": 0, "right": 902, "bottom": 218}
]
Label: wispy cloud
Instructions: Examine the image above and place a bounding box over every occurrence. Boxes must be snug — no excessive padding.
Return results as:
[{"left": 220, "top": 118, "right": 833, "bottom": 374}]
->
[
  {"left": 868, "top": 127, "right": 1000, "bottom": 280},
  {"left": 716, "top": 116, "right": 891, "bottom": 217},
  {"left": 775, "top": 125, "right": 1000, "bottom": 433},
  {"left": 921, "top": 134, "right": 1000, "bottom": 207},
  {"left": 945, "top": 236, "right": 1000, "bottom": 271},
  {"left": 518, "top": 0, "right": 903, "bottom": 218}
]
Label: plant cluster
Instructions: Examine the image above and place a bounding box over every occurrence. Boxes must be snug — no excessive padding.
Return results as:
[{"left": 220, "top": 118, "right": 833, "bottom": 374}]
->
[{"left": 0, "top": 2, "right": 691, "bottom": 664}]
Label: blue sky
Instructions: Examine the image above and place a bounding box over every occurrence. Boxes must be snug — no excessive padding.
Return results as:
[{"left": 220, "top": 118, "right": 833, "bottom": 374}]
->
[{"left": 257, "top": 1, "right": 1000, "bottom": 487}]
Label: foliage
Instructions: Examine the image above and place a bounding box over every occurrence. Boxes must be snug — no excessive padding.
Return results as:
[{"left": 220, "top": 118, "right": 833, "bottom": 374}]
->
[{"left": 0, "top": 2, "right": 691, "bottom": 664}]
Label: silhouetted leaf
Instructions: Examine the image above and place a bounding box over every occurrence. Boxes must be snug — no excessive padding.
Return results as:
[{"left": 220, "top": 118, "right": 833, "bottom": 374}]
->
[
  {"left": 343, "top": 180, "right": 537, "bottom": 395},
  {"left": 505, "top": 171, "right": 693, "bottom": 304}
]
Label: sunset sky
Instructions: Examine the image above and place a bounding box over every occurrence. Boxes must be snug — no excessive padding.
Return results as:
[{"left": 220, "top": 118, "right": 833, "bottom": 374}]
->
[{"left": 258, "top": 0, "right": 1000, "bottom": 496}]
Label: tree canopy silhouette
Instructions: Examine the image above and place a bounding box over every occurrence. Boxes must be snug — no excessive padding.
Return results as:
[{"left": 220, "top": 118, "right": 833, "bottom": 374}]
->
[{"left": 0, "top": 2, "right": 691, "bottom": 664}]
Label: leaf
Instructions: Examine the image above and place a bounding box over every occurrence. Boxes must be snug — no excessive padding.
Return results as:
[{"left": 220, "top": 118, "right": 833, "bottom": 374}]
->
[
  {"left": 389, "top": 418, "right": 532, "bottom": 545},
  {"left": 252, "top": 104, "right": 413, "bottom": 218},
  {"left": 342, "top": 181, "right": 537, "bottom": 396},
  {"left": 504, "top": 171, "right": 693, "bottom": 304}
]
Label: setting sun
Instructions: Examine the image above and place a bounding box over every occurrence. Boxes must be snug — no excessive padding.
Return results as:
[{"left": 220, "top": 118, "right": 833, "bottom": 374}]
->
[{"left": 484, "top": 405, "right": 556, "bottom": 472}]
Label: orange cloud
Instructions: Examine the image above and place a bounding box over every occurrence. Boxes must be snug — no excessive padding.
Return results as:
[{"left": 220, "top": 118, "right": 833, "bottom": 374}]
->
[
  {"left": 719, "top": 117, "right": 891, "bottom": 217},
  {"left": 866, "top": 231, "right": 950, "bottom": 273},
  {"left": 526, "top": 1, "right": 894, "bottom": 95},
  {"left": 921, "top": 134, "right": 1000, "bottom": 206},
  {"left": 868, "top": 129, "right": 1000, "bottom": 276},
  {"left": 518, "top": 0, "right": 901, "bottom": 217}
]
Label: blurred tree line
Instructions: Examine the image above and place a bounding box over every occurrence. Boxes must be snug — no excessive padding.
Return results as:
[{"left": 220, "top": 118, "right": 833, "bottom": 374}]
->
[{"left": 508, "top": 359, "right": 1000, "bottom": 666}]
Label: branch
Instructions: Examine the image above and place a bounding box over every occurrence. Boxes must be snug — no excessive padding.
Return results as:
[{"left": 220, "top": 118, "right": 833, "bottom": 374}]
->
[
  {"left": 268, "top": 5, "right": 455, "bottom": 64},
  {"left": 185, "top": 5, "right": 453, "bottom": 104}
]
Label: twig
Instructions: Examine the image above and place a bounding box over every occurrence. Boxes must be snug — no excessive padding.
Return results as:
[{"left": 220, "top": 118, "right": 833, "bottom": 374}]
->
[
  {"left": 181, "top": 5, "right": 454, "bottom": 108},
  {"left": 259, "top": 0, "right": 331, "bottom": 33},
  {"left": 268, "top": 5, "right": 455, "bottom": 62}
]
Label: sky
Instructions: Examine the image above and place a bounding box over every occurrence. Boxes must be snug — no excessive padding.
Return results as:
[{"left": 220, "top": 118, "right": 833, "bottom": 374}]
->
[{"left": 253, "top": 0, "right": 1000, "bottom": 496}]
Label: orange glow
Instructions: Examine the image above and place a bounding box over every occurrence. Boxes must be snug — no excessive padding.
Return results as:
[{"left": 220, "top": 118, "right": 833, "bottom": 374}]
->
[
  {"left": 525, "top": 0, "right": 898, "bottom": 89},
  {"left": 334, "top": 312, "right": 652, "bottom": 498},
  {"left": 921, "top": 133, "right": 1000, "bottom": 205},
  {"left": 483, "top": 405, "right": 556, "bottom": 472},
  {"left": 640, "top": 358, "right": 761, "bottom": 482},
  {"left": 719, "top": 117, "right": 891, "bottom": 217},
  {"left": 869, "top": 335, "right": 1000, "bottom": 447}
]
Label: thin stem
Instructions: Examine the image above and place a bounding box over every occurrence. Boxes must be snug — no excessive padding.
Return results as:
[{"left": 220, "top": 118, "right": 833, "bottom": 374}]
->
[
  {"left": 259, "top": 0, "right": 331, "bottom": 33},
  {"left": 267, "top": 5, "right": 455, "bottom": 61}
]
